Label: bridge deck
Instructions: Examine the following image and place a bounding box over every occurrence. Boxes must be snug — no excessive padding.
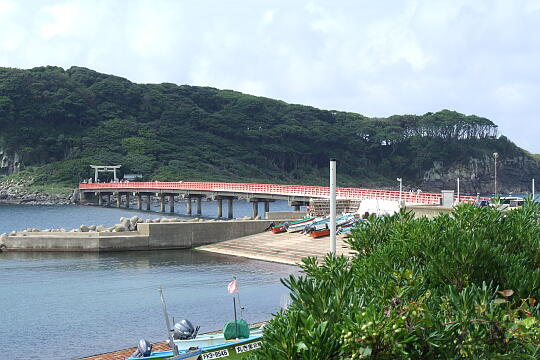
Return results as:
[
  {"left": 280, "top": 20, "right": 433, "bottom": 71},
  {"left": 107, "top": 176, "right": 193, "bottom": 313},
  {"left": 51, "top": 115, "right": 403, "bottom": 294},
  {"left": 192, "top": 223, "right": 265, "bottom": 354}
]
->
[{"left": 79, "top": 181, "right": 483, "bottom": 205}]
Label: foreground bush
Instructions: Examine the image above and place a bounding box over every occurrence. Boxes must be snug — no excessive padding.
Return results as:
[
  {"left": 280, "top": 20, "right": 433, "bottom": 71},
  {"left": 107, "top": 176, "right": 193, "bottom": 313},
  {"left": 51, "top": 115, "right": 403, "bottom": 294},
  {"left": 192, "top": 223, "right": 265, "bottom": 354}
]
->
[{"left": 252, "top": 203, "right": 540, "bottom": 359}]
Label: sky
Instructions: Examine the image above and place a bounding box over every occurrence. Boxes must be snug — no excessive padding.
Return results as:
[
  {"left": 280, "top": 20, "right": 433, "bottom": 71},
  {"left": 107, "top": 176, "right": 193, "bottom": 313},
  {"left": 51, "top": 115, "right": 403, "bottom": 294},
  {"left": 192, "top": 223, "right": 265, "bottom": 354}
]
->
[{"left": 0, "top": 0, "right": 539, "bottom": 152}]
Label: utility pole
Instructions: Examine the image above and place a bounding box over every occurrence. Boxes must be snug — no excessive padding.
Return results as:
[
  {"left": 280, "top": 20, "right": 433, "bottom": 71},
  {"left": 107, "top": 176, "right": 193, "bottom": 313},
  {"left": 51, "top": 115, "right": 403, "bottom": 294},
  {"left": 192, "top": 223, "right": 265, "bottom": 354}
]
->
[
  {"left": 329, "top": 159, "right": 337, "bottom": 255},
  {"left": 493, "top": 152, "right": 499, "bottom": 196},
  {"left": 397, "top": 178, "right": 403, "bottom": 207},
  {"left": 457, "top": 177, "right": 460, "bottom": 204}
]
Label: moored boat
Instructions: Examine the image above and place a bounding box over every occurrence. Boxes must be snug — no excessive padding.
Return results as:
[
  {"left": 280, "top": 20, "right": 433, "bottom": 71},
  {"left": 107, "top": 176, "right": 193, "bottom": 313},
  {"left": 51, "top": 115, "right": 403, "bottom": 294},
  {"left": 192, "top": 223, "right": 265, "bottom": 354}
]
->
[
  {"left": 309, "top": 228, "right": 330, "bottom": 238},
  {"left": 270, "top": 217, "right": 315, "bottom": 234},
  {"left": 271, "top": 226, "right": 287, "bottom": 234},
  {"left": 127, "top": 336, "right": 263, "bottom": 360}
]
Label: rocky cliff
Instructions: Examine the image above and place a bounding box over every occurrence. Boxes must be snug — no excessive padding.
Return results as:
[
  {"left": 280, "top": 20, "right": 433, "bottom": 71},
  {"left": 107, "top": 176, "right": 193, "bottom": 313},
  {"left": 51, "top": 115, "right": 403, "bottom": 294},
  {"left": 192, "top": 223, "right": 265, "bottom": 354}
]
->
[
  {"left": 0, "top": 147, "right": 20, "bottom": 175},
  {"left": 422, "top": 155, "right": 540, "bottom": 194}
]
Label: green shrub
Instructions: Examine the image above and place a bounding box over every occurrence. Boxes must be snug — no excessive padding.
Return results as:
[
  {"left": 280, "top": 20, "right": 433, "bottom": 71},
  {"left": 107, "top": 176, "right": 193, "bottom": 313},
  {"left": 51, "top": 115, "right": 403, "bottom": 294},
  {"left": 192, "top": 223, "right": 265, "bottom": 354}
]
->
[{"left": 253, "top": 203, "right": 540, "bottom": 359}]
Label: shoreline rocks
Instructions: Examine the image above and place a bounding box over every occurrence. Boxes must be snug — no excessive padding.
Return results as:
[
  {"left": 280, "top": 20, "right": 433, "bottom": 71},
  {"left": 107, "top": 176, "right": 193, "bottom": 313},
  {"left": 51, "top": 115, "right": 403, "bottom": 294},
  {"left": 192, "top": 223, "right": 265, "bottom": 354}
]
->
[
  {"left": 0, "top": 178, "right": 74, "bottom": 205},
  {"left": 1, "top": 216, "right": 233, "bottom": 239}
]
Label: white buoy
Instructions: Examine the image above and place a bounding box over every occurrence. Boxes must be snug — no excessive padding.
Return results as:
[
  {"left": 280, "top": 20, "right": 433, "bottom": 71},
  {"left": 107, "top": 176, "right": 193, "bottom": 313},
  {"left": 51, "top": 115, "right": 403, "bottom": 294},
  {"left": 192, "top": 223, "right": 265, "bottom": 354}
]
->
[{"left": 330, "top": 159, "right": 337, "bottom": 255}]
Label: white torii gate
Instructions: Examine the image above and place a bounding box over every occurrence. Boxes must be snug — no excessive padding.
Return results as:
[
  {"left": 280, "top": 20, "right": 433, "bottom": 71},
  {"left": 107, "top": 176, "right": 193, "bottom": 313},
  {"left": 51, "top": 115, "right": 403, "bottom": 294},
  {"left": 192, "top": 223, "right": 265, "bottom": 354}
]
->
[{"left": 90, "top": 165, "right": 121, "bottom": 182}]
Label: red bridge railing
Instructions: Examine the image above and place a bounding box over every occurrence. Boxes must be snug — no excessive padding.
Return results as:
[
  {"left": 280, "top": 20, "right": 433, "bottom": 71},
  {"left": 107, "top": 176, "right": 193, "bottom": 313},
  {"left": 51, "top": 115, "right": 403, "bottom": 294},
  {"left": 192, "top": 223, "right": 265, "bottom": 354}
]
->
[
  {"left": 79, "top": 181, "right": 486, "bottom": 204},
  {"left": 79, "top": 181, "right": 485, "bottom": 205}
]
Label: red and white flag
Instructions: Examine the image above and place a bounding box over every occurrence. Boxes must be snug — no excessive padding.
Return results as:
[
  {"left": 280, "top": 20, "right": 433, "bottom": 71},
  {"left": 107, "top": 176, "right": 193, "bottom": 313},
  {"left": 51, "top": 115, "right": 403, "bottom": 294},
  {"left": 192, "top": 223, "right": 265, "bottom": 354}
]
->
[{"left": 227, "top": 279, "right": 239, "bottom": 294}]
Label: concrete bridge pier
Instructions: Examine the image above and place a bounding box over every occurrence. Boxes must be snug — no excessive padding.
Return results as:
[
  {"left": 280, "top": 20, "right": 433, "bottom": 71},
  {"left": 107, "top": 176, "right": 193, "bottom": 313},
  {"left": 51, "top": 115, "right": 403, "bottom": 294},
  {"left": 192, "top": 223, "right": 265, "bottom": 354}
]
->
[
  {"left": 217, "top": 198, "right": 223, "bottom": 218},
  {"left": 214, "top": 196, "right": 237, "bottom": 219},
  {"left": 228, "top": 198, "right": 233, "bottom": 219},
  {"left": 264, "top": 200, "right": 270, "bottom": 214},
  {"left": 290, "top": 200, "right": 308, "bottom": 212},
  {"left": 125, "top": 193, "right": 130, "bottom": 208},
  {"left": 98, "top": 192, "right": 103, "bottom": 206},
  {"left": 169, "top": 195, "right": 175, "bottom": 213},
  {"left": 159, "top": 194, "right": 165, "bottom": 213},
  {"left": 196, "top": 197, "right": 202, "bottom": 216},
  {"left": 116, "top": 192, "right": 121, "bottom": 208},
  {"left": 106, "top": 194, "right": 111, "bottom": 207},
  {"left": 252, "top": 200, "right": 259, "bottom": 218},
  {"left": 146, "top": 194, "right": 151, "bottom": 211},
  {"left": 186, "top": 197, "right": 192, "bottom": 216},
  {"left": 137, "top": 193, "right": 142, "bottom": 210}
]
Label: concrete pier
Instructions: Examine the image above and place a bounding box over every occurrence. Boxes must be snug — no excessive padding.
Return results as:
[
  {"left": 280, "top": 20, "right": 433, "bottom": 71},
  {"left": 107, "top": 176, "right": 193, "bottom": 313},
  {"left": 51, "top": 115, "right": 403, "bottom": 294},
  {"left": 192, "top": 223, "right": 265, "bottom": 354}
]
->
[
  {"left": 198, "top": 231, "right": 350, "bottom": 265},
  {"left": 252, "top": 201, "right": 258, "bottom": 218},
  {"left": 125, "top": 193, "right": 130, "bottom": 208},
  {"left": 187, "top": 197, "right": 192, "bottom": 215},
  {"left": 217, "top": 198, "right": 223, "bottom": 218},
  {"left": 159, "top": 194, "right": 165, "bottom": 213},
  {"left": 137, "top": 193, "right": 142, "bottom": 210},
  {"left": 228, "top": 198, "right": 233, "bottom": 219},
  {"left": 169, "top": 195, "right": 175, "bottom": 213},
  {"left": 3, "top": 220, "right": 277, "bottom": 252},
  {"left": 146, "top": 194, "right": 151, "bottom": 211},
  {"left": 116, "top": 193, "right": 120, "bottom": 208},
  {"left": 196, "top": 197, "right": 202, "bottom": 216}
]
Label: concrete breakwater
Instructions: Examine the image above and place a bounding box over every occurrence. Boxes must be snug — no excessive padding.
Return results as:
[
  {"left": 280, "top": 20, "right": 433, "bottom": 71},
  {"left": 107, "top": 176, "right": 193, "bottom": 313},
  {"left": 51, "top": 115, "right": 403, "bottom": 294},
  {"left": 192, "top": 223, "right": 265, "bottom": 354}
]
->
[{"left": 0, "top": 219, "right": 276, "bottom": 252}]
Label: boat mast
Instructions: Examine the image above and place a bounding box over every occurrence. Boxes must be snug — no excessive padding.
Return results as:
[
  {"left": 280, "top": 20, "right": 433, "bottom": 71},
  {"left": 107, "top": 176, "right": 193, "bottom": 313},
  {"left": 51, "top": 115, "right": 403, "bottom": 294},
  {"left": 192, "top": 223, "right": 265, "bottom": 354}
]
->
[{"left": 158, "top": 287, "right": 179, "bottom": 356}]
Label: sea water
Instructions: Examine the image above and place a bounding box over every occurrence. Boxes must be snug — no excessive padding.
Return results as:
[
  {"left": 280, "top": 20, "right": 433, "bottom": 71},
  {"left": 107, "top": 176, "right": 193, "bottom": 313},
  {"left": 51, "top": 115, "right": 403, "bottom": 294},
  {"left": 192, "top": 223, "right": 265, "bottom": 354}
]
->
[{"left": 0, "top": 202, "right": 299, "bottom": 360}]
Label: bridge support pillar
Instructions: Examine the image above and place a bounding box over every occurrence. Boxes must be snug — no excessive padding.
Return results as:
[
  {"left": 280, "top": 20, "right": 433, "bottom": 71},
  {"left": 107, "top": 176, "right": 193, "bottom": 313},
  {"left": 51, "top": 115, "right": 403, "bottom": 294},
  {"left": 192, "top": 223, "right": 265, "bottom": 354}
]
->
[
  {"left": 217, "top": 199, "right": 223, "bottom": 218},
  {"left": 159, "top": 194, "right": 165, "bottom": 213},
  {"left": 125, "top": 193, "right": 130, "bottom": 208},
  {"left": 252, "top": 201, "right": 259, "bottom": 218},
  {"left": 169, "top": 195, "right": 175, "bottom": 213},
  {"left": 146, "top": 195, "right": 151, "bottom": 211},
  {"left": 289, "top": 200, "right": 307, "bottom": 212},
  {"left": 106, "top": 194, "right": 111, "bottom": 207},
  {"left": 137, "top": 193, "right": 142, "bottom": 210},
  {"left": 264, "top": 201, "right": 270, "bottom": 214},
  {"left": 116, "top": 193, "right": 121, "bottom": 208},
  {"left": 196, "top": 197, "right": 202, "bottom": 216},
  {"left": 98, "top": 193, "right": 103, "bottom": 206},
  {"left": 187, "top": 197, "right": 192, "bottom": 216},
  {"left": 227, "top": 198, "right": 233, "bottom": 219}
]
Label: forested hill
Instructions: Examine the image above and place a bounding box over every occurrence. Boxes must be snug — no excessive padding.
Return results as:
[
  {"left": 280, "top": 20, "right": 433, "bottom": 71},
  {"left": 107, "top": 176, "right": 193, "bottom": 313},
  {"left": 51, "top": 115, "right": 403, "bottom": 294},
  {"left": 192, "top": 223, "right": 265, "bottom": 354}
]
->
[{"left": 0, "top": 66, "right": 538, "bottom": 193}]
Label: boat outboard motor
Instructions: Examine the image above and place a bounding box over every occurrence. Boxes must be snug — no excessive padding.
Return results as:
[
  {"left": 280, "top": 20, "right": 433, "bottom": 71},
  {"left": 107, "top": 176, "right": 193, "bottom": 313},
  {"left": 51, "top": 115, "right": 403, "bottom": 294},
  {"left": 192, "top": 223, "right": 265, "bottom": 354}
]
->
[
  {"left": 130, "top": 339, "right": 152, "bottom": 358},
  {"left": 173, "top": 319, "right": 200, "bottom": 340}
]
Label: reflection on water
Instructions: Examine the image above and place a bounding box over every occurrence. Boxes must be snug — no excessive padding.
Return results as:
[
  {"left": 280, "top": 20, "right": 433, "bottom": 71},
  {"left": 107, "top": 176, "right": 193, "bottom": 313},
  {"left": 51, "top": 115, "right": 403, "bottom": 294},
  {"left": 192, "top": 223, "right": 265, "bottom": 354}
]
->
[{"left": 0, "top": 250, "right": 297, "bottom": 360}]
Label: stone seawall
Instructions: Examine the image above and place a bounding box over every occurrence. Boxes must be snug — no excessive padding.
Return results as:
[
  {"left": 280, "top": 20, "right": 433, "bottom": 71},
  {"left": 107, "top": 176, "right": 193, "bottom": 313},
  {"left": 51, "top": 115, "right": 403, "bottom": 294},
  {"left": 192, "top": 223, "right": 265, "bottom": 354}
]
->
[{"left": 2, "top": 220, "right": 277, "bottom": 252}]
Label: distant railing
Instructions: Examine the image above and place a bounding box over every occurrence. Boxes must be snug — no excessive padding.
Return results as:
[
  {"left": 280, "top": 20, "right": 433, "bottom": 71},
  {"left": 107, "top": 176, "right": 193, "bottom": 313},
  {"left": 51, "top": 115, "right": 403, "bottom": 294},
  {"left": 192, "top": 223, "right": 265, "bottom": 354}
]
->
[{"left": 79, "top": 181, "right": 486, "bottom": 205}]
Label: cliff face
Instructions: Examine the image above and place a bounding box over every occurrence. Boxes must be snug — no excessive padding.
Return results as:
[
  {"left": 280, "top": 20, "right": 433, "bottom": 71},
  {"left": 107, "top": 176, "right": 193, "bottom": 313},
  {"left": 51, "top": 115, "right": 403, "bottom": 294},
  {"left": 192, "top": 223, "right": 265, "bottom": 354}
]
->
[
  {"left": 0, "top": 147, "right": 20, "bottom": 175},
  {"left": 422, "top": 155, "right": 540, "bottom": 194}
]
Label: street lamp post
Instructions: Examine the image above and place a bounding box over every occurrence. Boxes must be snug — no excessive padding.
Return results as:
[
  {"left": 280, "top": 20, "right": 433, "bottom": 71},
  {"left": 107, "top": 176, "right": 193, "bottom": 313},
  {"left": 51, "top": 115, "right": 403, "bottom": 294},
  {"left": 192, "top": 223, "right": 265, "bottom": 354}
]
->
[
  {"left": 457, "top": 177, "right": 460, "bottom": 204},
  {"left": 397, "top": 178, "right": 403, "bottom": 206},
  {"left": 329, "top": 159, "right": 337, "bottom": 255},
  {"left": 493, "top": 152, "right": 499, "bottom": 196}
]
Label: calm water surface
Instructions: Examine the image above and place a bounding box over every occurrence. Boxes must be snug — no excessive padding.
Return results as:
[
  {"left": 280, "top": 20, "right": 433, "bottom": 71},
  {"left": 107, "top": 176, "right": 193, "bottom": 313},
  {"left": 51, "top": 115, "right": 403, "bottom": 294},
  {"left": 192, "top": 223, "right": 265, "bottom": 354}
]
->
[
  {"left": 1, "top": 250, "right": 297, "bottom": 360},
  {"left": 0, "top": 203, "right": 299, "bottom": 360},
  {"left": 0, "top": 199, "right": 299, "bottom": 233}
]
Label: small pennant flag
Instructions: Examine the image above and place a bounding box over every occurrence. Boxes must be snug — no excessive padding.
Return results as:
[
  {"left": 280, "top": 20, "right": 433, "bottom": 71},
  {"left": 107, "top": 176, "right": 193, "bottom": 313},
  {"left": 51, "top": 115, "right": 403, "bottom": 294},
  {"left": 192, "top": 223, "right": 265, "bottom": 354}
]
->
[{"left": 228, "top": 279, "right": 239, "bottom": 294}]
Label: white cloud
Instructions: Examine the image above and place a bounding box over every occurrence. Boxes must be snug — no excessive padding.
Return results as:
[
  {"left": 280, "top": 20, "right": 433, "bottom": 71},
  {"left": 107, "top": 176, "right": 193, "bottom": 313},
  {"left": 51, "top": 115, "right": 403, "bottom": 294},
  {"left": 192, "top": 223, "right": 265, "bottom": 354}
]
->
[
  {"left": 41, "top": 3, "right": 79, "bottom": 39},
  {"left": 0, "top": 0, "right": 540, "bottom": 153}
]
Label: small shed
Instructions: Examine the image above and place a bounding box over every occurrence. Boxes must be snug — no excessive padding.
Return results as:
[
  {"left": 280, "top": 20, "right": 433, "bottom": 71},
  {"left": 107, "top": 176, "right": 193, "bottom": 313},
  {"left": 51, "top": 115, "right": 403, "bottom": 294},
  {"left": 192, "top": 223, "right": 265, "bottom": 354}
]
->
[{"left": 124, "top": 174, "right": 143, "bottom": 181}]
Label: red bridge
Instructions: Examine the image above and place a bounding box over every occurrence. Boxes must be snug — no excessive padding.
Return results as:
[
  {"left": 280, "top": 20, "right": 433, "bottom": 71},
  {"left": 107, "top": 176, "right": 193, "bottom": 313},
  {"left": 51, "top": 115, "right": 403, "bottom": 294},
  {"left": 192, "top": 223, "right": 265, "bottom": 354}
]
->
[{"left": 79, "top": 181, "right": 482, "bottom": 218}]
